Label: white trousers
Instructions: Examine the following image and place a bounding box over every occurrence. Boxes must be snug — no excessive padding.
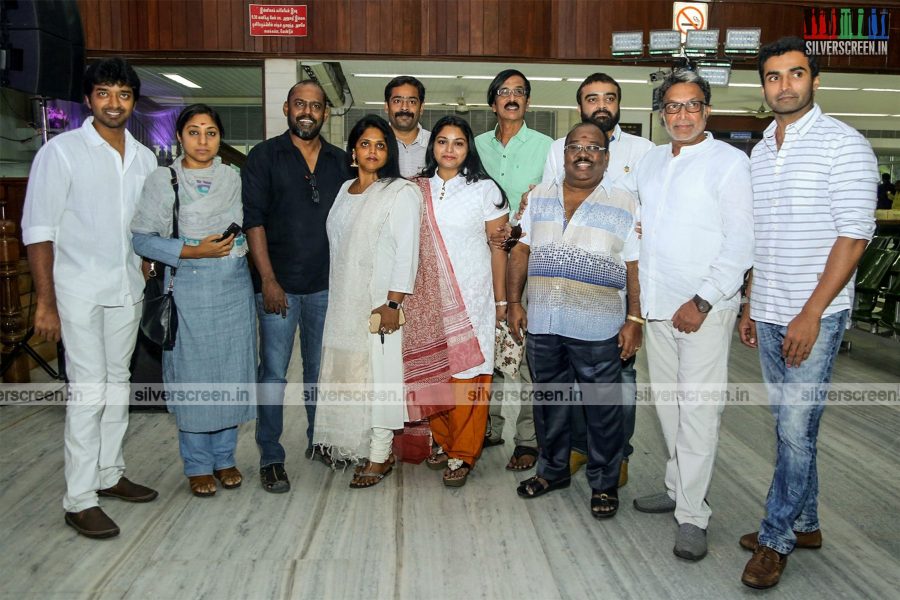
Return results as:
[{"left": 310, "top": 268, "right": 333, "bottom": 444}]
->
[
  {"left": 57, "top": 291, "right": 141, "bottom": 512},
  {"left": 645, "top": 310, "right": 736, "bottom": 529}
]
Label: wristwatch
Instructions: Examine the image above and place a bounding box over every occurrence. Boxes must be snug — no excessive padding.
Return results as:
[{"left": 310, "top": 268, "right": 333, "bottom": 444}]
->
[
  {"left": 691, "top": 294, "right": 712, "bottom": 314},
  {"left": 386, "top": 300, "right": 402, "bottom": 310}
]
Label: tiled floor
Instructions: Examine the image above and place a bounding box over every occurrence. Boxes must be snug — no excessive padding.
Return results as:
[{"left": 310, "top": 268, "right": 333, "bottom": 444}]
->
[{"left": 1, "top": 328, "right": 897, "bottom": 599}]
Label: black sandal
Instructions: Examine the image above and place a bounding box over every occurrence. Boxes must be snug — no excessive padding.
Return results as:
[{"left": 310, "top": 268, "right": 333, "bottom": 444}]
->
[
  {"left": 516, "top": 475, "right": 571, "bottom": 499},
  {"left": 506, "top": 445, "right": 539, "bottom": 471},
  {"left": 591, "top": 487, "right": 619, "bottom": 519}
]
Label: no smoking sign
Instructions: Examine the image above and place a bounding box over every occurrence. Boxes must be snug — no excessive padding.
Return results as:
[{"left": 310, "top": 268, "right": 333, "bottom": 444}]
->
[{"left": 673, "top": 1, "right": 708, "bottom": 41}]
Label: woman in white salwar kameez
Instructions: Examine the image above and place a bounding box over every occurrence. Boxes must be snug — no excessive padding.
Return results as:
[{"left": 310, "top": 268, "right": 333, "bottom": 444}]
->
[{"left": 313, "top": 115, "right": 422, "bottom": 488}]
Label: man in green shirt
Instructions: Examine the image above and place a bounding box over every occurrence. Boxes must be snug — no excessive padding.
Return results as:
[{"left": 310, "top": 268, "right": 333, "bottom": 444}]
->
[
  {"left": 475, "top": 69, "right": 552, "bottom": 470},
  {"left": 475, "top": 69, "right": 553, "bottom": 215}
]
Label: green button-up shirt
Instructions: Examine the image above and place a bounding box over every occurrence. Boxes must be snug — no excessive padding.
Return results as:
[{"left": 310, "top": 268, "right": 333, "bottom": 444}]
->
[{"left": 475, "top": 122, "right": 553, "bottom": 214}]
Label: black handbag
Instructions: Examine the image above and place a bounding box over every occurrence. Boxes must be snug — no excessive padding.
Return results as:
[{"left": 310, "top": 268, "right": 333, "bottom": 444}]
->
[{"left": 140, "top": 168, "right": 180, "bottom": 350}]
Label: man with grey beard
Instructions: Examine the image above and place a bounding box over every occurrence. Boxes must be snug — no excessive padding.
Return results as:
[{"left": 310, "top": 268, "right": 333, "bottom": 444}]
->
[{"left": 242, "top": 80, "right": 351, "bottom": 493}]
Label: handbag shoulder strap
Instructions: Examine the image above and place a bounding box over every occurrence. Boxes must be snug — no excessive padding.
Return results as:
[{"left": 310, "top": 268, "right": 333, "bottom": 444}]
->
[{"left": 168, "top": 167, "right": 180, "bottom": 278}]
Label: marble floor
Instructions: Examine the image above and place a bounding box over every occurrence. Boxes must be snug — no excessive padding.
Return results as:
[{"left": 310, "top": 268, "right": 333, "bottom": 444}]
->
[{"left": 1, "top": 329, "right": 898, "bottom": 600}]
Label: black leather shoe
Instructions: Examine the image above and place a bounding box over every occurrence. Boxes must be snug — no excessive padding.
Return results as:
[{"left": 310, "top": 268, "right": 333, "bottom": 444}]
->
[
  {"left": 65, "top": 507, "right": 120, "bottom": 539},
  {"left": 98, "top": 477, "right": 158, "bottom": 502}
]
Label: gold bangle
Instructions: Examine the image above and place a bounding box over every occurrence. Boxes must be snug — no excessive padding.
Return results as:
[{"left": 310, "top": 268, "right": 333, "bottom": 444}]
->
[{"left": 626, "top": 314, "right": 645, "bottom": 325}]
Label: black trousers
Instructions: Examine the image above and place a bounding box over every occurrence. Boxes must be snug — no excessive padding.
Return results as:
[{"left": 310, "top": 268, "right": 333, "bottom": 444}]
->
[{"left": 527, "top": 333, "right": 623, "bottom": 490}]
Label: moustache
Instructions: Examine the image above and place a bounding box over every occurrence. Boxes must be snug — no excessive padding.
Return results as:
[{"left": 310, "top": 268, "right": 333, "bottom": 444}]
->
[
  {"left": 395, "top": 111, "right": 415, "bottom": 118},
  {"left": 295, "top": 115, "right": 316, "bottom": 126},
  {"left": 504, "top": 101, "right": 520, "bottom": 110},
  {"left": 591, "top": 109, "right": 612, "bottom": 120}
]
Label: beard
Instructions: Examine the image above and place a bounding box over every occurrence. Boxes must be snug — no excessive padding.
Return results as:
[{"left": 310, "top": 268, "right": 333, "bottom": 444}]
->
[
  {"left": 390, "top": 110, "right": 418, "bottom": 132},
  {"left": 289, "top": 114, "right": 323, "bottom": 140},
  {"left": 582, "top": 108, "right": 620, "bottom": 133}
]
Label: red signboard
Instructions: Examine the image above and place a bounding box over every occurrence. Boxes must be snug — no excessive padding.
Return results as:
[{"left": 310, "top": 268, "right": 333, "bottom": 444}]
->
[{"left": 249, "top": 4, "right": 308, "bottom": 37}]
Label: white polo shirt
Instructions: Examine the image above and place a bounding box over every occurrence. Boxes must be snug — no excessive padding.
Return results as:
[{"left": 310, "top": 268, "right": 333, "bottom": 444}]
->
[
  {"left": 542, "top": 124, "right": 655, "bottom": 186},
  {"left": 627, "top": 132, "right": 754, "bottom": 320},
  {"left": 396, "top": 125, "right": 431, "bottom": 179},
  {"left": 22, "top": 117, "right": 157, "bottom": 306}
]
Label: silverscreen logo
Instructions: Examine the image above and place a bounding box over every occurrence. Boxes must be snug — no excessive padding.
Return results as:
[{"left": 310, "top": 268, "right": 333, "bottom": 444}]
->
[{"left": 803, "top": 7, "right": 890, "bottom": 55}]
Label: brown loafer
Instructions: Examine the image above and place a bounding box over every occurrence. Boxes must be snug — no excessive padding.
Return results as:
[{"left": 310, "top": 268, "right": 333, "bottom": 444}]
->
[
  {"left": 741, "top": 546, "right": 788, "bottom": 589},
  {"left": 98, "top": 477, "right": 158, "bottom": 503},
  {"left": 213, "top": 467, "right": 243, "bottom": 489},
  {"left": 188, "top": 474, "right": 217, "bottom": 497},
  {"left": 65, "top": 507, "right": 120, "bottom": 539},
  {"left": 739, "top": 529, "right": 822, "bottom": 552}
]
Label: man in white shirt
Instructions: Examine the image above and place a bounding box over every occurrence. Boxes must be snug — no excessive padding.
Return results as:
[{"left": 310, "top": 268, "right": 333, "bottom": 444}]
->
[
  {"left": 384, "top": 76, "right": 430, "bottom": 178},
  {"left": 542, "top": 73, "right": 654, "bottom": 187},
  {"left": 22, "top": 58, "right": 159, "bottom": 539},
  {"left": 738, "top": 37, "right": 878, "bottom": 590},
  {"left": 627, "top": 70, "right": 754, "bottom": 561},
  {"left": 542, "top": 73, "right": 654, "bottom": 486}
]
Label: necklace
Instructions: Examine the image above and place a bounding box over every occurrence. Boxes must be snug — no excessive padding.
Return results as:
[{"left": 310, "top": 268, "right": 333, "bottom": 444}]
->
[{"left": 439, "top": 180, "right": 447, "bottom": 202}]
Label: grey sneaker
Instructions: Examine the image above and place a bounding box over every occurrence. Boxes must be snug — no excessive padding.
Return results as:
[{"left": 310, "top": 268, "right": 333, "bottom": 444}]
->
[
  {"left": 674, "top": 523, "right": 708, "bottom": 561},
  {"left": 633, "top": 492, "right": 676, "bottom": 513}
]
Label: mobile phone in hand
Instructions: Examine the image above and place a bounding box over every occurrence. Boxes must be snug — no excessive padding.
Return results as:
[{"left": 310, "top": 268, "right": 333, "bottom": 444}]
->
[{"left": 216, "top": 222, "right": 241, "bottom": 243}]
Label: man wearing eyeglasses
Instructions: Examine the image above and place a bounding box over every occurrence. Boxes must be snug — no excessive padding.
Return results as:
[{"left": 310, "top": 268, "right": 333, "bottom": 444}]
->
[
  {"left": 542, "top": 73, "right": 655, "bottom": 487},
  {"left": 475, "top": 69, "right": 553, "bottom": 471},
  {"left": 242, "top": 80, "right": 351, "bottom": 493},
  {"left": 383, "top": 76, "right": 430, "bottom": 178},
  {"left": 508, "top": 122, "right": 641, "bottom": 519},
  {"left": 626, "top": 70, "right": 753, "bottom": 561}
]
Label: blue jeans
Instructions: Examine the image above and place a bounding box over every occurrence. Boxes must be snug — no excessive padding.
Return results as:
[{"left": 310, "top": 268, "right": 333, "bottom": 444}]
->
[
  {"left": 179, "top": 427, "right": 238, "bottom": 477},
  {"left": 255, "top": 290, "right": 328, "bottom": 467},
  {"left": 527, "top": 334, "right": 623, "bottom": 491},
  {"left": 756, "top": 310, "right": 848, "bottom": 555},
  {"left": 571, "top": 355, "right": 636, "bottom": 458}
]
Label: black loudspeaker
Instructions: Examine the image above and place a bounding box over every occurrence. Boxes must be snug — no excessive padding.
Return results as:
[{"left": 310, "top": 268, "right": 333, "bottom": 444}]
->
[{"left": 1, "top": 0, "right": 85, "bottom": 102}]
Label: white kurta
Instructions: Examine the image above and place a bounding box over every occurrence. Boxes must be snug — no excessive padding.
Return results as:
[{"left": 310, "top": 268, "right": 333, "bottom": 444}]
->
[
  {"left": 429, "top": 175, "right": 508, "bottom": 378},
  {"left": 326, "top": 180, "right": 421, "bottom": 429}
]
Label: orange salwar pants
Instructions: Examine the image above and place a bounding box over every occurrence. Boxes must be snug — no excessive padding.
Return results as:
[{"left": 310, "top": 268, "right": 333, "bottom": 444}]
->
[{"left": 430, "top": 375, "right": 492, "bottom": 465}]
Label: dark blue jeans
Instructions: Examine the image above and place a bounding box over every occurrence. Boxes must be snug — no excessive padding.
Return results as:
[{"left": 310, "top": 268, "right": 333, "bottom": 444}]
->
[
  {"left": 255, "top": 290, "right": 328, "bottom": 467},
  {"left": 527, "top": 333, "right": 623, "bottom": 491},
  {"left": 756, "top": 310, "right": 847, "bottom": 554},
  {"left": 571, "top": 355, "right": 636, "bottom": 458}
]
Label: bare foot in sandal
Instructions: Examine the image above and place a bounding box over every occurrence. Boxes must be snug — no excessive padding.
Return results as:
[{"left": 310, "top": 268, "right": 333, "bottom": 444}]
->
[
  {"left": 506, "top": 445, "right": 538, "bottom": 471},
  {"left": 442, "top": 458, "right": 472, "bottom": 487},
  {"left": 350, "top": 455, "right": 395, "bottom": 488}
]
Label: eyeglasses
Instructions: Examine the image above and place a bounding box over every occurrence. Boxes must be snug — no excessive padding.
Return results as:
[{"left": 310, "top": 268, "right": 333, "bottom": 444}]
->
[
  {"left": 496, "top": 87, "right": 527, "bottom": 97},
  {"left": 563, "top": 144, "right": 606, "bottom": 154},
  {"left": 306, "top": 174, "right": 319, "bottom": 203},
  {"left": 662, "top": 100, "right": 707, "bottom": 114},
  {"left": 390, "top": 96, "right": 420, "bottom": 107}
]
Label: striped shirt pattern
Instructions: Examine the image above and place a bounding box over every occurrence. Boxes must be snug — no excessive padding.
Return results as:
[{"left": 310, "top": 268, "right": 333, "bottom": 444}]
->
[
  {"left": 750, "top": 104, "right": 878, "bottom": 326},
  {"left": 519, "top": 180, "right": 639, "bottom": 341}
]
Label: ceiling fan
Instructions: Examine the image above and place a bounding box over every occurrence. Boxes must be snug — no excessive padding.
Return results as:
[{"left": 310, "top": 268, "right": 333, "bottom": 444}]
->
[{"left": 742, "top": 103, "right": 774, "bottom": 119}]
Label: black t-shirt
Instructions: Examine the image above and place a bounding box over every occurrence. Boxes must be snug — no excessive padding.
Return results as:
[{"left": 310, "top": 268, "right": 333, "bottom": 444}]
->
[
  {"left": 877, "top": 181, "right": 895, "bottom": 210},
  {"left": 241, "top": 131, "right": 350, "bottom": 294}
]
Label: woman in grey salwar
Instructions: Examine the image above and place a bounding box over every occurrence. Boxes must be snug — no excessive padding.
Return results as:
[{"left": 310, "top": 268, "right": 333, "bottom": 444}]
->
[{"left": 131, "top": 104, "right": 255, "bottom": 497}]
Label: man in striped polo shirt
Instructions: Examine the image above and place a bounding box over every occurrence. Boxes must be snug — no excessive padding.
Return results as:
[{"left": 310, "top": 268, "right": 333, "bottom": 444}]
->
[
  {"left": 738, "top": 37, "right": 878, "bottom": 589},
  {"left": 507, "top": 122, "right": 642, "bottom": 519}
]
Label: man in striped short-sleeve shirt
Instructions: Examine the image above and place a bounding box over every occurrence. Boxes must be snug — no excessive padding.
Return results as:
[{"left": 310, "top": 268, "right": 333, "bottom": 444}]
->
[{"left": 738, "top": 37, "right": 878, "bottom": 590}]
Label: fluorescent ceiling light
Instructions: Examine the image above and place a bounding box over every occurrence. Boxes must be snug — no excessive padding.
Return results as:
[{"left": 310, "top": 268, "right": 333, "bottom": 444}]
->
[
  {"left": 860, "top": 88, "right": 900, "bottom": 92},
  {"left": 621, "top": 106, "right": 652, "bottom": 111},
  {"left": 531, "top": 104, "right": 577, "bottom": 109},
  {"left": 161, "top": 73, "right": 201, "bottom": 88},
  {"left": 616, "top": 79, "right": 649, "bottom": 84},
  {"left": 461, "top": 75, "right": 496, "bottom": 80},
  {"left": 728, "top": 83, "right": 759, "bottom": 88},
  {"left": 827, "top": 112, "right": 889, "bottom": 117},
  {"left": 714, "top": 109, "right": 752, "bottom": 114},
  {"left": 818, "top": 86, "right": 859, "bottom": 91},
  {"left": 529, "top": 77, "right": 564, "bottom": 82},
  {"left": 353, "top": 73, "right": 456, "bottom": 79}
]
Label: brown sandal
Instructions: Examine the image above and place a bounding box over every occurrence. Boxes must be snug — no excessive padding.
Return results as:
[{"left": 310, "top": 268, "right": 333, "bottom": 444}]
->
[
  {"left": 188, "top": 474, "right": 217, "bottom": 497},
  {"left": 213, "top": 466, "right": 243, "bottom": 489}
]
